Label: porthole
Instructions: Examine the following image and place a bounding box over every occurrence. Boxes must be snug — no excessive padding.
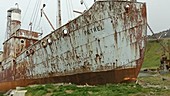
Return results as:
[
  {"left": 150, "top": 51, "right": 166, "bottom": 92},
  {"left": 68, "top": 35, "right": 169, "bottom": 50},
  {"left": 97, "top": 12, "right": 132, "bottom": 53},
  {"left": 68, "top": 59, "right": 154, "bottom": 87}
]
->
[
  {"left": 30, "top": 49, "right": 34, "bottom": 55},
  {"left": 47, "top": 38, "right": 52, "bottom": 45},
  {"left": 125, "top": 4, "right": 130, "bottom": 13},
  {"left": 42, "top": 41, "right": 47, "bottom": 48},
  {"left": 63, "top": 29, "right": 68, "bottom": 34},
  {"left": 21, "top": 40, "right": 24, "bottom": 43},
  {"left": 26, "top": 50, "right": 30, "bottom": 56}
]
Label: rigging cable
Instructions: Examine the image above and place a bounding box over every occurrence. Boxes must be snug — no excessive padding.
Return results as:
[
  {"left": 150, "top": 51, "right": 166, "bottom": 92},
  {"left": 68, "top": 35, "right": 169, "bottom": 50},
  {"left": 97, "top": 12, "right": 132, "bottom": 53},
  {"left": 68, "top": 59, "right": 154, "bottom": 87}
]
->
[
  {"left": 147, "top": 23, "right": 170, "bottom": 53},
  {"left": 68, "top": 0, "right": 74, "bottom": 19},
  {"left": 30, "top": 0, "right": 42, "bottom": 30},
  {"left": 22, "top": 0, "right": 32, "bottom": 22},
  {"left": 33, "top": 0, "right": 42, "bottom": 29},
  {"left": 35, "top": 0, "right": 43, "bottom": 30},
  {"left": 70, "top": 0, "right": 75, "bottom": 18},
  {"left": 80, "top": 0, "right": 88, "bottom": 9},
  {"left": 32, "top": 0, "right": 42, "bottom": 30},
  {"left": 66, "top": 0, "right": 71, "bottom": 21},
  {"left": 30, "top": 0, "right": 39, "bottom": 24},
  {"left": 35, "top": 16, "right": 42, "bottom": 31}
]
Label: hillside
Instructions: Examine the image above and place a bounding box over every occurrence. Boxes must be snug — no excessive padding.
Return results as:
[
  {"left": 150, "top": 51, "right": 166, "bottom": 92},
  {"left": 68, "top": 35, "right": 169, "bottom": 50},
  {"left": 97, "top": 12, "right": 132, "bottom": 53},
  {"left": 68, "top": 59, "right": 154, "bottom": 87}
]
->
[{"left": 142, "top": 39, "right": 170, "bottom": 68}]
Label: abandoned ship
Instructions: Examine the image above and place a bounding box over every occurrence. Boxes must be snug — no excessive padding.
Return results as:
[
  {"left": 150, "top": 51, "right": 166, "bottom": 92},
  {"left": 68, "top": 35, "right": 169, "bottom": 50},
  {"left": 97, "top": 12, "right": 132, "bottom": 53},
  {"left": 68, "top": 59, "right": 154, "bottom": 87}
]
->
[{"left": 0, "top": 0, "right": 147, "bottom": 91}]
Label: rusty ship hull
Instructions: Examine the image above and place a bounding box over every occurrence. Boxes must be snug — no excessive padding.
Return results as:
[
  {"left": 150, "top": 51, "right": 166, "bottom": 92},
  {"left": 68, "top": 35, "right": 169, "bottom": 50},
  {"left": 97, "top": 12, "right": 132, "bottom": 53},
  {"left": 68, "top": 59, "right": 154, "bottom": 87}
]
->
[{"left": 0, "top": 0, "right": 147, "bottom": 91}]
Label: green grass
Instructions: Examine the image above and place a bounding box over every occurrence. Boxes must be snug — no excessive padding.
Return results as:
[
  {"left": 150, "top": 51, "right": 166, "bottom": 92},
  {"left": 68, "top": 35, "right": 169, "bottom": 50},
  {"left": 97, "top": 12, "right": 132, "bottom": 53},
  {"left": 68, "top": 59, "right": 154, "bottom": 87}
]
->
[
  {"left": 142, "top": 39, "right": 170, "bottom": 68},
  {"left": 25, "top": 83, "right": 170, "bottom": 96}
]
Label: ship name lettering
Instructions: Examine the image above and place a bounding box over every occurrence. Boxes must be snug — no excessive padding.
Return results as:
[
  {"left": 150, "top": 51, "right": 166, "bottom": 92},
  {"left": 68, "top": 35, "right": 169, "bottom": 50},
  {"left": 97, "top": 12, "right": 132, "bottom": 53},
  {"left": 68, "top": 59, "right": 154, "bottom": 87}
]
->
[{"left": 84, "top": 25, "right": 104, "bottom": 35}]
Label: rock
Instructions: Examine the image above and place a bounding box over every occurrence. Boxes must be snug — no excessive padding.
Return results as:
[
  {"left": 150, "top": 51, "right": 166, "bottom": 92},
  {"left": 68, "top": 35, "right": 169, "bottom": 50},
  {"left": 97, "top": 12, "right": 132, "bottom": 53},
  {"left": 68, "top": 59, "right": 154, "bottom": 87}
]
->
[{"left": 162, "top": 78, "right": 167, "bottom": 81}]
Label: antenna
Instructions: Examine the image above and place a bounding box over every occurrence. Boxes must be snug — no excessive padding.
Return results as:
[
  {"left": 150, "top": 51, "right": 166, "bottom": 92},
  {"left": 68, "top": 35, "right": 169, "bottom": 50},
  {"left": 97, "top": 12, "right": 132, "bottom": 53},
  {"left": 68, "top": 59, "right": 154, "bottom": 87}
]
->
[{"left": 15, "top": 3, "right": 19, "bottom": 9}]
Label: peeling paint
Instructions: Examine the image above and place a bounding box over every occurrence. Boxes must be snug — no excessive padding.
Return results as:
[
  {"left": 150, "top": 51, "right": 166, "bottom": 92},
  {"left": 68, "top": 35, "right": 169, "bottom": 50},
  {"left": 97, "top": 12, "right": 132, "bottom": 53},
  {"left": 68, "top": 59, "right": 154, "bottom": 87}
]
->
[{"left": 0, "top": 0, "right": 147, "bottom": 91}]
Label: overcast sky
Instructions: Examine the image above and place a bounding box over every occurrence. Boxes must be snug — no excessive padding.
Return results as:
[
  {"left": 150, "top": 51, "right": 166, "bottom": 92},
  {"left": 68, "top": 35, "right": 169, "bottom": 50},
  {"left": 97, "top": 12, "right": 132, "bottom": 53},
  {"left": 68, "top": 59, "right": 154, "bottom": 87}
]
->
[{"left": 0, "top": 0, "right": 170, "bottom": 50}]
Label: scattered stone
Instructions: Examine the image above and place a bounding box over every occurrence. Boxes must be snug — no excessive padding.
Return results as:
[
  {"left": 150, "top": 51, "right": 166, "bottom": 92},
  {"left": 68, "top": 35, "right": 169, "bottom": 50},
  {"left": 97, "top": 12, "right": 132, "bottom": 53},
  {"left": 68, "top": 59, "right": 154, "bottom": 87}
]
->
[
  {"left": 150, "top": 91, "right": 155, "bottom": 95},
  {"left": 45, "top": 93, "right": 53, "bottom": 96},
  {"left": 65, "top": 90, "right": 74, "bottom": 94},
  {"left": 16, "top": 87, "right": 25, "bottom": 90},
  {"left": 162, "top": 78, "right": 167, "bottom": 81},
  {"left": 88, "top": 91, "right": 93, "bottom": 94},
  {"left": 143, "top": 69, "right": 148, "bottom": 72},
  {"left": 7, "top": 90, "right": 27, "bottom": 96},
  {"left": 164, "top": 86, "right": 169, "bottom": 89}
]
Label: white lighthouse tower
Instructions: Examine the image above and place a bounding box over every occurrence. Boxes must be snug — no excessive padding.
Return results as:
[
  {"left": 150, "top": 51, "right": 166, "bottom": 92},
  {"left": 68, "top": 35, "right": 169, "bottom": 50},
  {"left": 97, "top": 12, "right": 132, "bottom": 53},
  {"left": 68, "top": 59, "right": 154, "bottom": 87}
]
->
[{"left": 6, "top": 6, "right": 21, "bottom": 39}]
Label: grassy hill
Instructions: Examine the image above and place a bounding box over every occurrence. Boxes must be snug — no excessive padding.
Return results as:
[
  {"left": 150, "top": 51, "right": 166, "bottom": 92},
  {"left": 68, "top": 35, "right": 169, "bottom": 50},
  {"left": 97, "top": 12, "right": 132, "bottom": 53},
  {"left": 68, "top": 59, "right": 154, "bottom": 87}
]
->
[{"left": 142, "top": 39, "right": 170, "bottom": 68}]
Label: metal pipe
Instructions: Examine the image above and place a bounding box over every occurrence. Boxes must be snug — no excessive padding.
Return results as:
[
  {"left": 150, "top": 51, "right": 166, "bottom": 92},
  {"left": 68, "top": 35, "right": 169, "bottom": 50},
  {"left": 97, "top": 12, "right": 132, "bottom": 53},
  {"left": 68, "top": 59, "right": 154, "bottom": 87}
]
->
[
  {"left": 41, "top": 9, "right": 55, "bottom": 31},
  {"left": 73, "top": 10, "right": 83, "bottom": 14},
  {"left": 58, "top": 0, "right": 62, "bottom": 28}
]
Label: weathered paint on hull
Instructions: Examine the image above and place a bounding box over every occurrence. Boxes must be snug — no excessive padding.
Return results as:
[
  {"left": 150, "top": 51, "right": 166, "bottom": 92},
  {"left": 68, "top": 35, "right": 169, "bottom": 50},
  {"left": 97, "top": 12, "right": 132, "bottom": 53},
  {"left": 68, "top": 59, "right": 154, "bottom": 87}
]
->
[
  {"left": 0, "top": 1, "right": 147, "bottom": 91},
  {"left": 0, "top": 48, "right": 145, "bottom": 91},
  {"left": 0, "top": 66, "right": 138, "bottom": 91}
]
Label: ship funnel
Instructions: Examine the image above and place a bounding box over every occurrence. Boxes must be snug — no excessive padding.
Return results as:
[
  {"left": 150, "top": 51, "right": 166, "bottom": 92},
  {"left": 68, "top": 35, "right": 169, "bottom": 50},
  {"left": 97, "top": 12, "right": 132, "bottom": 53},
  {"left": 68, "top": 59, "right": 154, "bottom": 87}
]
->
[{"left": 7, "top": 6, "right": 21, "bottom": 38}]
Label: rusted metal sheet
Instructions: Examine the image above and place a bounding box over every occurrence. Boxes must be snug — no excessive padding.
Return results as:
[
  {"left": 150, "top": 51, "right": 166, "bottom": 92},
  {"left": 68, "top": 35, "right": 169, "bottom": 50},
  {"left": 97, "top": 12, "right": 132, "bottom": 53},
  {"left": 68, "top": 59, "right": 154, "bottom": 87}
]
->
[
  {"left": 0, "top": 0, "right": 147, "bottom": 91},
  {"left": 0, "top": 67, "right": 138, "bottom": 91}
]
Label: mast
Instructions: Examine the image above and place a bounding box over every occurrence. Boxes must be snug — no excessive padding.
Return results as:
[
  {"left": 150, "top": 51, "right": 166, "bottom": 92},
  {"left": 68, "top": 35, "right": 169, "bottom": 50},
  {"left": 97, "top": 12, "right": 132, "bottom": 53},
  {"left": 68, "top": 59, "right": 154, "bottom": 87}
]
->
[{"left": 58, "top": 0, "right": 61, "bottom": 28}]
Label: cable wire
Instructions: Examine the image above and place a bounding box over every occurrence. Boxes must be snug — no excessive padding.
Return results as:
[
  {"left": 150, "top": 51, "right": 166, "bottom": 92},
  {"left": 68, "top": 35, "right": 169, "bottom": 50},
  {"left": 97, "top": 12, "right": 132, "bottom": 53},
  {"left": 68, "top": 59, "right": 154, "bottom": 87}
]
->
[
  {"left": 147, "top": 23, "right": 169, "bottom": 53},
  {"left": 22, "top": 0, "right": 32, "bottom": 22},
  {"left": 66, "top": 0, "right": 71, "bottom": 21}
]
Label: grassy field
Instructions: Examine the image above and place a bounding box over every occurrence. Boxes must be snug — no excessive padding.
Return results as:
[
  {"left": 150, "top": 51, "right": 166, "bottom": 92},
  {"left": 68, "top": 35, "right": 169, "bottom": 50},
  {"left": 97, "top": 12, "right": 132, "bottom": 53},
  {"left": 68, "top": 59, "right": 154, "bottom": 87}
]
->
[
  {"left": 142, "top": 39, "right": 170, "bottom": 68},
  {"left": 24, "top": 82, "right": 170, "bottom": 96}
]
